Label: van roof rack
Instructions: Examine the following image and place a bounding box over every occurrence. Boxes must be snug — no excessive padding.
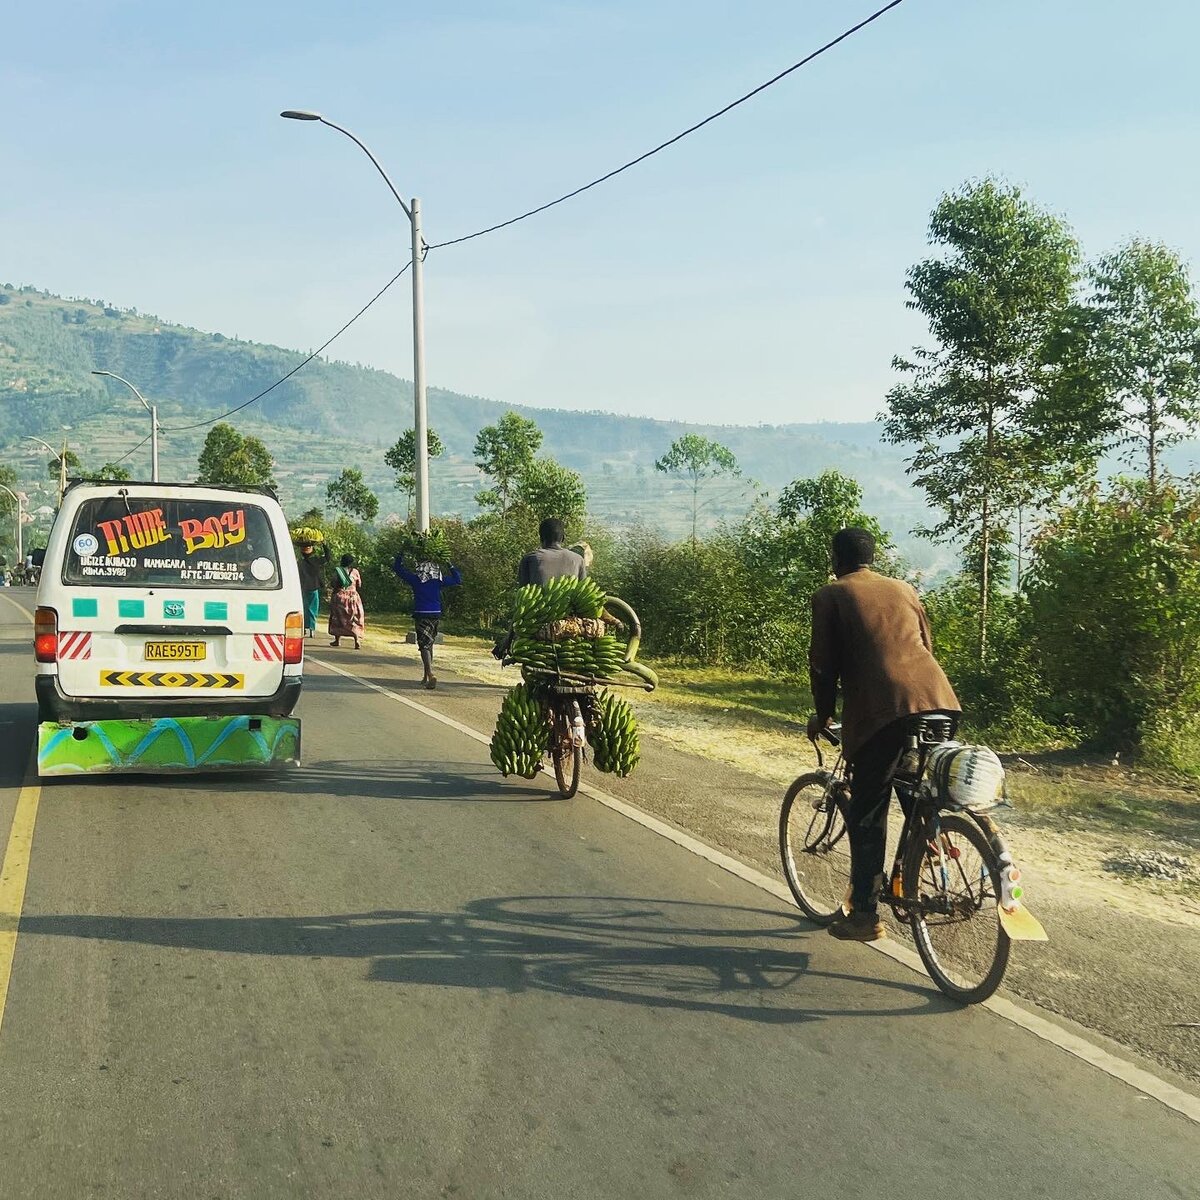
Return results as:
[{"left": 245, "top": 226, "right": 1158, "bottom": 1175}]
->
[{"left": 63, "top": 478, "right": 280, "bottom": 501}]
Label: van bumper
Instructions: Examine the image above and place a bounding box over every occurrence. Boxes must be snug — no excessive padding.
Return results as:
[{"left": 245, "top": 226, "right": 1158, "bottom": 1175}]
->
[
  {"left": 37, "top": 714, "right": 301, "bottom": 776},
  {"left": 35, "top": 674, "right": 302, "bottom": 722}
]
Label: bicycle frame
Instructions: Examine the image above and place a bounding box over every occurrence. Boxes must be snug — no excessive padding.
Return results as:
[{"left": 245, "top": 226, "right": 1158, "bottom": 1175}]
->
[{"left": 806, "top": 721, "right": 1038, "bottom": 930}]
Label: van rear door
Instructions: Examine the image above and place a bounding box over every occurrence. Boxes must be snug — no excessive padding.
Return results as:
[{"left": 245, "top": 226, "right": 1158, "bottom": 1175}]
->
[{"left": 56, "top": 495, "right": 291, "bottom": 702}]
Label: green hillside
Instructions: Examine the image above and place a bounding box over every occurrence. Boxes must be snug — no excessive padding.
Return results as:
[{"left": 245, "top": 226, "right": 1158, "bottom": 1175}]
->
[{"left": 0, "top": 282, "right": 935, "bottom": 563}]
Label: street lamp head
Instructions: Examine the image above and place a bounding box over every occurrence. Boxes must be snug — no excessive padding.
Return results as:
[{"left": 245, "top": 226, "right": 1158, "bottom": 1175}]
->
[{"left": 281, "top": 109, "right": 322, "bottom": 121}]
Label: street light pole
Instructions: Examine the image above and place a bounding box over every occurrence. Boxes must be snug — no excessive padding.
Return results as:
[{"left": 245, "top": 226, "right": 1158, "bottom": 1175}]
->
[
  {"left": 410, "top": 198, "right": 429, "bottom": 530},
  {"left": 281, "top": 109, "right": 431, "bottom": 532},
  {"left": 0, "top": 483, "right": 25, "bottom": 567},
  {"left": 92, "top": 371, "right": 159, "bottom": 482},
  {"left": 24, "top": 436, "right": 68, "bottom": 506}
]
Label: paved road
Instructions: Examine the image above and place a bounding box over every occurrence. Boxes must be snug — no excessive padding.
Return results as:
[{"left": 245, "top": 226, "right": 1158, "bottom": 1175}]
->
[{"left": 0, "top": 590, "right": 1194, "bottom": 1199}]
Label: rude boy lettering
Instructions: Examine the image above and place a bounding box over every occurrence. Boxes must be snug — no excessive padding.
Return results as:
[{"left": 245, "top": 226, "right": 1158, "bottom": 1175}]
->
[
  {"left": 97, "top": 508, "right": 172, "bottom": 556},
  {"left": 178, "top": 509, "right": 246, "bottom": 555}
]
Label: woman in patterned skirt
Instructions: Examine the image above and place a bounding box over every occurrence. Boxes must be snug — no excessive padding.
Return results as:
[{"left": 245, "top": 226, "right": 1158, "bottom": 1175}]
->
[{"left": 328, "top": 554, "right": 365, "bottom": 650}]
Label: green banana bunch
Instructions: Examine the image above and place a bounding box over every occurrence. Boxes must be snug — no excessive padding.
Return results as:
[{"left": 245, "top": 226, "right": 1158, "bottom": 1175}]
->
[
  {"left": 508, "top": 632, "right": 627, "bottom": 680},
  {"left": 589, "top": 689, "right": 640, "bottom": 777},
  {"left": 510, "top": 637, "right": 560, "bottom": 670},
  {"left": 511, "top": 585, "right": 556, "bottom": 636},
  {"left": 571, "top": 577, "right": 606, "bottom": 619},
  {"left": 489, "top": 684, "right": 549, "bottom": 778},
  {"left": 590, "top": 634, "right": 625, "bottom": 678}
]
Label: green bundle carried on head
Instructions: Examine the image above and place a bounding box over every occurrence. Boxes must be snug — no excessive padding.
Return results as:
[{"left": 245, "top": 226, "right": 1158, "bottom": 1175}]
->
[
  {"left": 398, "top": 526, "right": 451, "bottom": 565},
  {"left": 290, "top": 525, "right": 325, "bottom": 546}
]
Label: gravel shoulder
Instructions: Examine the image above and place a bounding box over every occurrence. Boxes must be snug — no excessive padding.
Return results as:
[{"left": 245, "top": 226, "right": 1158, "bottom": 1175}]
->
[{"left": 328, "top": 625, "right": 1200, "bottom": 1085}]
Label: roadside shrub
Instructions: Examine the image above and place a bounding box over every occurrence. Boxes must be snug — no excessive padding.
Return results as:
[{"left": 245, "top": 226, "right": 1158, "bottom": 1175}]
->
[
  {"left": 922, "top": 574, "right": 1063, "bottom": 750},
  {"left": 1024, "top": 476, "right": 1200, "bottom": 766},
  {"left": 610, "top": 525, "right": 807, "bottom": 673}
]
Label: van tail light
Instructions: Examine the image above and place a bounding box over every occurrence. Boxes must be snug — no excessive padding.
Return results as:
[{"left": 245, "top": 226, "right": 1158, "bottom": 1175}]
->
[
  {"left": 283, "top": 612, "right": 304, "bottom": 664},
  {"left": 35, "top": 606, "right": 59, "bottom": 663}
]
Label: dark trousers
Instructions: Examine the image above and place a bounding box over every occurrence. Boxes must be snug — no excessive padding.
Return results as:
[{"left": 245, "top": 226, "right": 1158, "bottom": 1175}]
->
[{"left": 846, "top": 720, "right": 910, "bottom": 915}]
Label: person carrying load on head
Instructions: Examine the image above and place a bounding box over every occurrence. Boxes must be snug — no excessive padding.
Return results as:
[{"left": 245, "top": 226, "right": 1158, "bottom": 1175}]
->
[
  {"left": 807, "top": 527, "right": 961, "bottom": 944},
  {"left": 296, "top": 539, "right": 330, "bottom": 639},
  {"left": 393, "top": 553, "right": 462, "bottom": 690}
]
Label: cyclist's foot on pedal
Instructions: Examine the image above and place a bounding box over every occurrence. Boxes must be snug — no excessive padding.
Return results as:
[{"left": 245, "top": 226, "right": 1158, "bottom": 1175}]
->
[{"left": 828, "top": 911, "right": 886, "bottom": 942}]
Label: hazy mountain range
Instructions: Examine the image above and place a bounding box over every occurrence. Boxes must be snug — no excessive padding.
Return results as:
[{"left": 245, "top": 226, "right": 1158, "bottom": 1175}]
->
[{"left": 8, "top": 282, "right": 1191, "bottom": 576}]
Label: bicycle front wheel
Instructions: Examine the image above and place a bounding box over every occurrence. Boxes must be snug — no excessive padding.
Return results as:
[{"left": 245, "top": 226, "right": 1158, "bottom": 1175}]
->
[
  {"left": 904, "top": 812, "right": 1010, "bottom": 1004},
  {"left": 552, "top": 710, "right": 582, "bottom": 799},
  {"left": 779, "top": 773, "right": 852, "bottom": 925}
]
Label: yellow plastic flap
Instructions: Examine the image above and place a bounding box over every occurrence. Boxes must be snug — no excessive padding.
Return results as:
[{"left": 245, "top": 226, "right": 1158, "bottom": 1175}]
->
[{"left": 998, "top": 904, "right": 1048, "bottom": 942}]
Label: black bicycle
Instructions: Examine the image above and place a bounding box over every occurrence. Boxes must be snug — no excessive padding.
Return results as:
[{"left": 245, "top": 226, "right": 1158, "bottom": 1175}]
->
[{"left": 780, "top": 715, "right": 1039, "bottom": 1004}]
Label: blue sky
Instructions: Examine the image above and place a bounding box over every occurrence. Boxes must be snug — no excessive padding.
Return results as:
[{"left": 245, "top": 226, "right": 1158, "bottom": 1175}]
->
[{"left": 4, "top": 1, "right": 1198, "bottom": 425}]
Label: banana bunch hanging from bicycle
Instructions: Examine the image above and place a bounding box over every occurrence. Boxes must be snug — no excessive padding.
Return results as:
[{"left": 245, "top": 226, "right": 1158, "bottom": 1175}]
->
[{"left": 489, "top": 576, "right": 658, "bottom": 798}]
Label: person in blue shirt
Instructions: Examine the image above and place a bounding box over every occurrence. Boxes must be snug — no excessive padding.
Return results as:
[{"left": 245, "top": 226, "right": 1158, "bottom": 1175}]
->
[{"left": 393, "top": 554, "right": 462, "bottom": 689}]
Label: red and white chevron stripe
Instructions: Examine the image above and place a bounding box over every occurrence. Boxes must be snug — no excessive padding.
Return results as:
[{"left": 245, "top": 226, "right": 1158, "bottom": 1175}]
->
[
  {"left": 252, "top": 634, "right": 285, "bottom": 662},
  {"left": 58, "top": 631, "right": 93, "bottom": 661}
]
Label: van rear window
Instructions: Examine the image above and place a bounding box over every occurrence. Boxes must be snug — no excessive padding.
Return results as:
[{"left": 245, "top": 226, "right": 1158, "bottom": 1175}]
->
[{"left": 63, "top": 497, "right": 281, "bottom": 589}]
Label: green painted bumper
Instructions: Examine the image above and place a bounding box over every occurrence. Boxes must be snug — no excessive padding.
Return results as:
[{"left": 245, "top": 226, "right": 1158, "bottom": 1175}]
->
[{"left": 38, "top": 715, "right": 301, "bottom": 776}]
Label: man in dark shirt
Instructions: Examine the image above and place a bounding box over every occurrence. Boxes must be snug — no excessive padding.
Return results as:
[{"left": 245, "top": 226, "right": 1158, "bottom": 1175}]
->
[
  {"left": 518, "top": 518, "right": 586, "bottom": 587},
  {"left": 807, "top": 528, "right": 960, "bottom": 942}
]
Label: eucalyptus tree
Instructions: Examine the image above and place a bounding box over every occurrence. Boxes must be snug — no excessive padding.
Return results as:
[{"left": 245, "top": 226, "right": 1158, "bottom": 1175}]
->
[
  {"left": 1086, "top": 240, "right": 1200, "bottom": 494},
  {"left": 654, "top": 434, "right": 740, "bottom": 545},
  {"left": 882, "top": 179, "right": 1085, "bottom": 662}
]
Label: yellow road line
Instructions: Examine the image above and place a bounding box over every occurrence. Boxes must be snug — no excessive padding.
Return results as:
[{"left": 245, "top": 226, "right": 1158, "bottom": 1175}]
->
[
  {"left": 0, "top": 784, "right": 42, "bottom": 1038},
  {"left": 0, "top": 591, "right": 38, "bottom": 1037}
]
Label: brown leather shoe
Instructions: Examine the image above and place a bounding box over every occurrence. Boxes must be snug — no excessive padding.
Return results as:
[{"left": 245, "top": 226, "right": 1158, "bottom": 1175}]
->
[{"left": 828, "top": 911, "right": 886, "bottom": 942}]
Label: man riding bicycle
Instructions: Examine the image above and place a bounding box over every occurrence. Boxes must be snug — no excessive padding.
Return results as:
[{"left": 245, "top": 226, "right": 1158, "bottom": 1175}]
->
[
  {"left": 518, "top": 518, "right": 587, "bottom": 586},
  {"left": 807, "top": 528, "right": 960, "bottom": 942}
]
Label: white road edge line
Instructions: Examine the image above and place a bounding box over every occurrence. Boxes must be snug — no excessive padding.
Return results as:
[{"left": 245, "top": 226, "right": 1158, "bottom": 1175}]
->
[
  {"left": 0, "top": 592, "right": 35, "bottom": 625},
  {"left": 314, "top": 654, "right": 1200, "bottom": 1124}
]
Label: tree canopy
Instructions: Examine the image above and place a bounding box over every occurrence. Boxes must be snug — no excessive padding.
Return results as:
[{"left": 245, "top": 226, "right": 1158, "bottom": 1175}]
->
[
  {"left": 326, "top": 467, "right": 380, "bottom": 522},
  {"left": 384, "top": 427, "right": 445, "bottom": 513},
  {"left": 882, "top": 178, "right": 1085, "bottom": 661},
  {"left": 474, "top": 412, "right": 542, "bottom": 516},
  {"left": 654, "top": 434, "right": 740, "bottom": 543},
  {"left": 196, "top": 423, "right": 277, "bottom": 491}
]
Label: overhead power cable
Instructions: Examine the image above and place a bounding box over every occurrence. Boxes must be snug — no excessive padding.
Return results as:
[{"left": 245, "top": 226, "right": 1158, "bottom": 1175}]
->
[
  {"left": 429, "top": 0, "right": 905, "bottom": 249},
  {"left": 110, "top": 432, "right": 154, "bottom": 467},
  {"left": 163, "top": 259, "right": 413, "bottom": 433}
]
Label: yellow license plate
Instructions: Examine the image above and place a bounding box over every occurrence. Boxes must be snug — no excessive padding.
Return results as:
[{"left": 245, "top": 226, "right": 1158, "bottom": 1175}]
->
[{"left": 145, "top": 641, "right": 207, "bottom": 662}]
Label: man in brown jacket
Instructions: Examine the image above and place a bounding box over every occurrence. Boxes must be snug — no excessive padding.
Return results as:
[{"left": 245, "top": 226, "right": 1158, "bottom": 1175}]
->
[{"left": 807, "top": 528, "right": 960, "bottom": 941}]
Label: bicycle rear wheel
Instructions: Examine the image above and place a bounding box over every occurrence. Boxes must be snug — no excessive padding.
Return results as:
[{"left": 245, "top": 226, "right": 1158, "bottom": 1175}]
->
[
  {"left": 904, "top": 811, "right": 1010, "bottom": 1004},
  {"left": 779, "top": 773, "right": 852, "bottom": 925},
  {"left": 551, "top": 709, "right": 582, "bottom": 799}
]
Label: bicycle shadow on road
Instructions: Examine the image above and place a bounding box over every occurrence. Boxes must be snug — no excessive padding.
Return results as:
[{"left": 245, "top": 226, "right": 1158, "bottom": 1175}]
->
[{"left": 17, "top": 894, "right": 955, "bottom": 1025}]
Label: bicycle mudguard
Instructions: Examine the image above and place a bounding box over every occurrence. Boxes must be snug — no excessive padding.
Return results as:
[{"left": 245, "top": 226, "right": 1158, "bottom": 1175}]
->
[{"left": 998, "top": 904, "right": 1048, "bottom": 941}]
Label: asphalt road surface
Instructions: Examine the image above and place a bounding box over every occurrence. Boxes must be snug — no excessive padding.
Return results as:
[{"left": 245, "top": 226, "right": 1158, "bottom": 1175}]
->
[{"left": 0, "top": 590, "right": 1194, "bottom": 1200}]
